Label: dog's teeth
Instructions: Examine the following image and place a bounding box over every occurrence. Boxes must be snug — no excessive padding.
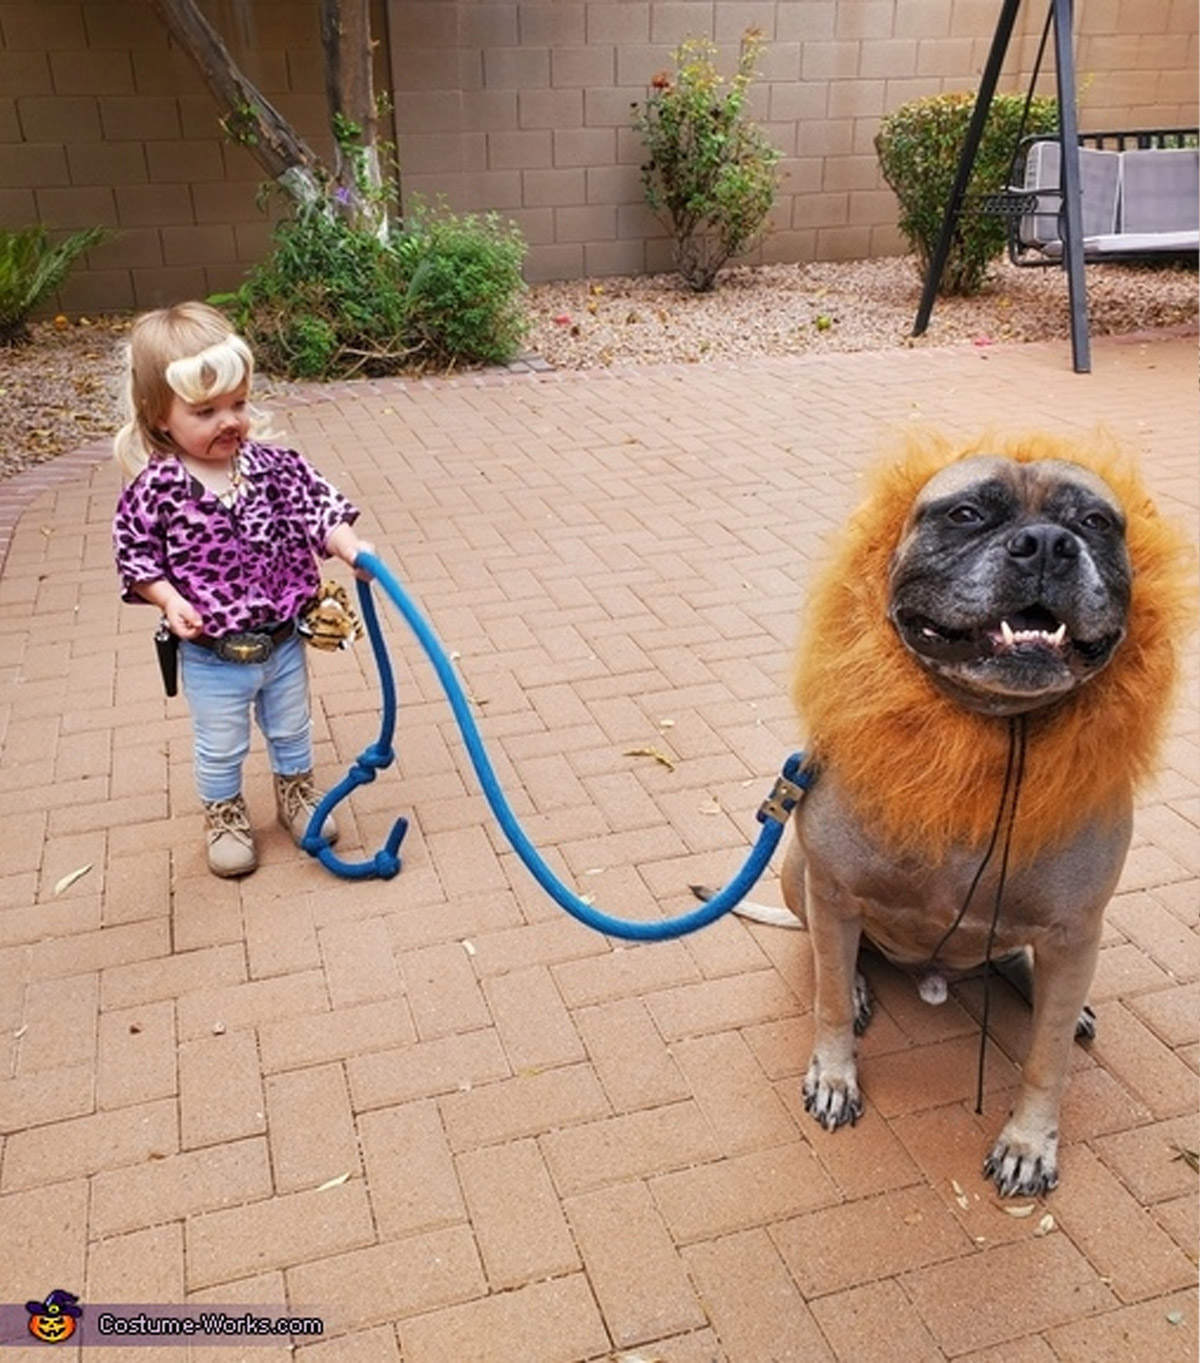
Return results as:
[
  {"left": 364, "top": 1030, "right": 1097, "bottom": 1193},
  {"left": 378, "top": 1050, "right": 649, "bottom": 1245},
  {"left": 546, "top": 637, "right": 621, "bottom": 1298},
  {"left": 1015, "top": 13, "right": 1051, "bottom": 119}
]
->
[
  {"left": 1050, "top": 623, "right": 1067, "bottom": 646},
  {"left": 1000, "top": 620, "right": 1015, "bottom": 647}
]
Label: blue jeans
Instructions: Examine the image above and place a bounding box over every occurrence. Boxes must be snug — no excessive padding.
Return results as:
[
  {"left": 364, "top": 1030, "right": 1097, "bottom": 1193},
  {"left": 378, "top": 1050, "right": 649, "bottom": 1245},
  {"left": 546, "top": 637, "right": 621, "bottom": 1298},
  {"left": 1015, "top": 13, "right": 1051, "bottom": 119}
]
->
[{"left": 180, "top": 634, "right": 313, "bottom": 802}]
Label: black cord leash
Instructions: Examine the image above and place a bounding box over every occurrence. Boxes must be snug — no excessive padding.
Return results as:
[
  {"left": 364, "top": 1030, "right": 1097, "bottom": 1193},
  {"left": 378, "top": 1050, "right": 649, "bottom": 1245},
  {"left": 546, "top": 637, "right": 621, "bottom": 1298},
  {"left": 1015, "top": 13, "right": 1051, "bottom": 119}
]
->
[{"left": 927, "top": 714, "right": 1029, "bottom": 1113}]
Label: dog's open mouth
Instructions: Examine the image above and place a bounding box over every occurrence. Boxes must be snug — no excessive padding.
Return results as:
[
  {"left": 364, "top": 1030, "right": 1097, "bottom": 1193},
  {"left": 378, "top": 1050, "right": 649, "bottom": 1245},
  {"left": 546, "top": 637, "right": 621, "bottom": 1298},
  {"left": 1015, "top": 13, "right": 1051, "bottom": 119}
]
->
[{"left": 896, "top": 605, "right": 1118, "bottom": 668}]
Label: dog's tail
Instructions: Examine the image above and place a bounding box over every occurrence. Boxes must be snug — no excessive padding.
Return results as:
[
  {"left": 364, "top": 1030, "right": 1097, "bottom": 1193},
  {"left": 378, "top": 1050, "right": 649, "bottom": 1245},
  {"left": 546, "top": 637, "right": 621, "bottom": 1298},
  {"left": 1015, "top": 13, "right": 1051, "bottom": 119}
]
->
[{"left": 689, "top": 884, "right": 801, "bottom": 929}]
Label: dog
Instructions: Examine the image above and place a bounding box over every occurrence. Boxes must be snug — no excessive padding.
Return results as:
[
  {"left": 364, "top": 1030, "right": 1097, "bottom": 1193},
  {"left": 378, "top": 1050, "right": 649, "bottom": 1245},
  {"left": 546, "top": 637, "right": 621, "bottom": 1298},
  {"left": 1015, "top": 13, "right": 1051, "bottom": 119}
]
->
[{"left": 776, "top": 434, "right": 1193, "bottom": 1197}]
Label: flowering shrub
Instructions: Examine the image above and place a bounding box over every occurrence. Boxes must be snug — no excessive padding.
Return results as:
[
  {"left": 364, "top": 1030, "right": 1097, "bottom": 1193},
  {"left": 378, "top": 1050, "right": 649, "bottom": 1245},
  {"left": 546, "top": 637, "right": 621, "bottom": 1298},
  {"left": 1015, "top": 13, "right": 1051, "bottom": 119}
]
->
[{"left": 632, "top": 31, "right": 782, "bottom": 292}]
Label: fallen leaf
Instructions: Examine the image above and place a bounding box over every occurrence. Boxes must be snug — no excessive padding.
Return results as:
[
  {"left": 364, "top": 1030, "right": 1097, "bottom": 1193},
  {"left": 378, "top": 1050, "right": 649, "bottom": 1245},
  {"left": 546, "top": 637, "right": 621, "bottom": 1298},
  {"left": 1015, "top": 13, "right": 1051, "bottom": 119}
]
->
[
  {"left": 54, "top": 863, "right": 93, "bottom": 896},
  {"left": 698, "top": 797, "right": 722, "bottom": 815},
  {"left": 1002, "top": 1202, "right": 1038, "bottom": 1218},
  {"left": 460, "top": 939, "right": 476, "bottom": 956},
  {"left": 315, "top": 1172, "right": 352, "bottom": 1192},
  {"left": 1167, "top": 1310, "right": 1185, "bottom": 1326},
  {"left": 624, "top": 746, "right": 676, "bottom": 772},
  {"left": 1034, "top": 1212, "right": 1056, "bottom": 1237}
]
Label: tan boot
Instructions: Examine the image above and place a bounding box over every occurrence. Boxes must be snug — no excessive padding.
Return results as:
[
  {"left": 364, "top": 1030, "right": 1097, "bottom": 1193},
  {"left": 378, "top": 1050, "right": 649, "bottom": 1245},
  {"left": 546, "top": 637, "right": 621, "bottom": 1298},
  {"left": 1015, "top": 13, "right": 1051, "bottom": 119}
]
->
[
  {"left": 274, "top": 770, "right": 338, "bottom": 846},
  {"left": 203, "top": 795, "right": 258, "bottom": 878}
]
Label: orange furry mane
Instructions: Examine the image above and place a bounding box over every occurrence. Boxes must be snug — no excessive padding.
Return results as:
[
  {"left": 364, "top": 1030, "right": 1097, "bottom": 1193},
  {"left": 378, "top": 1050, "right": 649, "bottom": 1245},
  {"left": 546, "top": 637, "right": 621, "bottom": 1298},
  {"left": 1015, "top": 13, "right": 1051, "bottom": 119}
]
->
[{"left": 792, "top": 432, "right": 1196, "bottom": 866}]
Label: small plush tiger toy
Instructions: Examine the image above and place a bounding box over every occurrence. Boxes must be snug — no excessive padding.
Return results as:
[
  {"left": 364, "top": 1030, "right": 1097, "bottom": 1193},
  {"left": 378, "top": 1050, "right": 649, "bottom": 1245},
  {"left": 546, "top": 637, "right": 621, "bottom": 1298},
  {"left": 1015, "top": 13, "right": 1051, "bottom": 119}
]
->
[{"left": 298, "top": 580, "right": 364, "bottom": 651}]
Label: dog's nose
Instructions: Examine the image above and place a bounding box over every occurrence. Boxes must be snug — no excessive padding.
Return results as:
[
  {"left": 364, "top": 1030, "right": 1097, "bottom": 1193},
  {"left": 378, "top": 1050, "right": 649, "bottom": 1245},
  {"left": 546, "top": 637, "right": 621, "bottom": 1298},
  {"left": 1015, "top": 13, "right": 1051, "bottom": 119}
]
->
[{"left": 1007, "top": 524, "right": 1080, "bottom": 568}]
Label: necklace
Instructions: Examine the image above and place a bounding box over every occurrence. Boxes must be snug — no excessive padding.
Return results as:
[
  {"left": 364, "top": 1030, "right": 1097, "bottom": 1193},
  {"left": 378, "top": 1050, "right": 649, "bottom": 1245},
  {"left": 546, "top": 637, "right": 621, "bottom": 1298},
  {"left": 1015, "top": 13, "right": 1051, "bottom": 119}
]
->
[{"left": 183, "top": 452, "right": 245, "bottom": 507}]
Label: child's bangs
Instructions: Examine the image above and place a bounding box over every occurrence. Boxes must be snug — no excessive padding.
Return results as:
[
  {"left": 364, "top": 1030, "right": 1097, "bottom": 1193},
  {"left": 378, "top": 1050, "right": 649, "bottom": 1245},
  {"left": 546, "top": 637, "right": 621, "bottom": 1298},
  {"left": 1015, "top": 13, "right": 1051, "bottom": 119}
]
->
[{"left": 165, "top": 336, "right": 253, "bottom": 403}]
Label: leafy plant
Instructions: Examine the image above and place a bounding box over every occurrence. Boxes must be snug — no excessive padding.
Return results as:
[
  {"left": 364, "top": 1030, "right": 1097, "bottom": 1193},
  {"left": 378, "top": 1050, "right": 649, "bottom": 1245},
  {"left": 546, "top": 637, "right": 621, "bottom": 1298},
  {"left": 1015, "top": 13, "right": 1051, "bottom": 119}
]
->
[
  {"left": 395, "top": 205, "right": 528, "bottom": 367},
  {"left": 0, "top": 224, "right": 112, "bottom": 344},
  {"left": 875, "top": 91, "right": 1059, "bottom": 295},
  {"left": 633, "top": 30, "right": 782, "bottom": 292},
  {"left": 213, "top": 197, "right": 528, "bottom": 379}
]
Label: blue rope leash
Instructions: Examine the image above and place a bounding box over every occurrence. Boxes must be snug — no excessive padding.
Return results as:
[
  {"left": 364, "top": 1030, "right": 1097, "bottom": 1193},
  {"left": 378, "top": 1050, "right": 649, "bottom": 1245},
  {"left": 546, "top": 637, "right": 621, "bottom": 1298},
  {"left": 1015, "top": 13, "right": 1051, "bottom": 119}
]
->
[{"left": 302, "top": 550, "right": 815, "bottom": 941}]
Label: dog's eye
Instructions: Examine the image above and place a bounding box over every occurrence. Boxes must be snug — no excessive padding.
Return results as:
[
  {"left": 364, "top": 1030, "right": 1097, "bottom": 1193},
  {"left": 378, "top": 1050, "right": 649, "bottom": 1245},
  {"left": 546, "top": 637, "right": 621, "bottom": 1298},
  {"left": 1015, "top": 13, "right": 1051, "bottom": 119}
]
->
[
  {"left": 1079, "top": 510, "right": 1113, "bottom": 533},
  {"left": 946, "top": 504, "right": 983, "bottom": 525}
]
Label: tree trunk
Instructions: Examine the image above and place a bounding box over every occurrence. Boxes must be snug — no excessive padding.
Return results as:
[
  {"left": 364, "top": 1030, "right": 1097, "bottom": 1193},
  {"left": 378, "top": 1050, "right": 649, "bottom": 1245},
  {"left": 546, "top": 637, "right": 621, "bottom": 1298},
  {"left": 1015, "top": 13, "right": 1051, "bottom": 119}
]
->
[
  {"left": 320, "top": 0, "right": 387, "bottom": 231},
  {"left": 148, "top": 0, "right": 325, "bottom": 209}
]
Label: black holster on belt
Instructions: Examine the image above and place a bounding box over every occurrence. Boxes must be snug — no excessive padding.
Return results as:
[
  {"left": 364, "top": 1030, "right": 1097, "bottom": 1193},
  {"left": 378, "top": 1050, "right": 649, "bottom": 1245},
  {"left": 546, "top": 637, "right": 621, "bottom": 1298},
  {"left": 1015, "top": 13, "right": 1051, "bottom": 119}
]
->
[{"left": 154, "top": 619, "right": 179, "bottom": 696}]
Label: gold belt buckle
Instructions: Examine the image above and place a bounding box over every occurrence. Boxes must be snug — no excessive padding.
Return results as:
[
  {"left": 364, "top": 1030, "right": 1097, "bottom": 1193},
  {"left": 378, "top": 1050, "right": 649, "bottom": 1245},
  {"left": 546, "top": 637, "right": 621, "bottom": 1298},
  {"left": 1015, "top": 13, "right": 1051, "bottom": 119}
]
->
[{"left": 215, "top": 631, "right": 274, "bottom": 664}]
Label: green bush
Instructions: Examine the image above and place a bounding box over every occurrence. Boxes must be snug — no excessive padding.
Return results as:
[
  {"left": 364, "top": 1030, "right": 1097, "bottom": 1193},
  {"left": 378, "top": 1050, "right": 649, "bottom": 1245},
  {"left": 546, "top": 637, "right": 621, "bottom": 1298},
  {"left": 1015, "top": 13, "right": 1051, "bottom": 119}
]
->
[
  {"left": 0, "top": 223, "right": 112, "bottom": 344},
  {"left": 213, "top": 202, "right": 528, "bottom": 380},
  {"left": 875, "top": 91, "right": 1058, "bottom": 295},
  {"left": 633, "top": 30, "right": 782, "bottom": 293},
  {"left": 396, "top": 206, "right": 528, "bottom": 368}
]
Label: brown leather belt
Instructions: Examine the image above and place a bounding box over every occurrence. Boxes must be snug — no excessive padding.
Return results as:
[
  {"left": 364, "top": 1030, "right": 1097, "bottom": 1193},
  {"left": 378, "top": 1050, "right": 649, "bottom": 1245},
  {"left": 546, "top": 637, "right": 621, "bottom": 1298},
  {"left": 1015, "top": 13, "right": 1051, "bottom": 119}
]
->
[{"left": 191, "top": 620, "right": 296, "bottom": 664}]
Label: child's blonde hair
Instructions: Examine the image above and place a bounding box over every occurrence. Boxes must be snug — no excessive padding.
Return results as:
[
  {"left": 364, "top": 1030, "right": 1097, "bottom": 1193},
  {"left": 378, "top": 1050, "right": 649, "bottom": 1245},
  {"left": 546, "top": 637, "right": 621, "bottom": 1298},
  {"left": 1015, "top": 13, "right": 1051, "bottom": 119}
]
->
[{"left": 113, "top": 301, "right": 274, "bottom": 479}]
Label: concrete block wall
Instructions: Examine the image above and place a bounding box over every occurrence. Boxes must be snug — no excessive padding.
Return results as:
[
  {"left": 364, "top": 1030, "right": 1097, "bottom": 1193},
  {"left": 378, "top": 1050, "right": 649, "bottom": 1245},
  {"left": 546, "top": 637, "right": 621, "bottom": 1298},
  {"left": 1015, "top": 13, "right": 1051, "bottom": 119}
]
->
[
  {"left": 0, "top": 0, "right": 1195, "bottom": 310},
  {"left": 392, "top": 0, "right": 1199, "bottom": 282}
]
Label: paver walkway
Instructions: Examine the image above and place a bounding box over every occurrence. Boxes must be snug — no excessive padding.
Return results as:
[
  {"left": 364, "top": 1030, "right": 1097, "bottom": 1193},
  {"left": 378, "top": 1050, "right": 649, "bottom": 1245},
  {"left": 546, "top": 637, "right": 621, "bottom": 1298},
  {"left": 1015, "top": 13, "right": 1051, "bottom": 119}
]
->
[{"left": 0, "top": 331, "right": 1196, "bottom": 1362}]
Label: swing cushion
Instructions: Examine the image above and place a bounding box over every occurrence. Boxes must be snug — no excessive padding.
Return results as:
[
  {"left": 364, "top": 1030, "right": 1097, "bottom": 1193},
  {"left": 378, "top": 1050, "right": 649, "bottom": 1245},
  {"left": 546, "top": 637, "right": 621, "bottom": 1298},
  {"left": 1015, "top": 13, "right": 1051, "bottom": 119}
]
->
[
  {"left": 1019, "top": 142, "right": 1121, "bottom": 247},
  {"left": 1018, "top": 138, "right": 1199, "bottom": 259}
]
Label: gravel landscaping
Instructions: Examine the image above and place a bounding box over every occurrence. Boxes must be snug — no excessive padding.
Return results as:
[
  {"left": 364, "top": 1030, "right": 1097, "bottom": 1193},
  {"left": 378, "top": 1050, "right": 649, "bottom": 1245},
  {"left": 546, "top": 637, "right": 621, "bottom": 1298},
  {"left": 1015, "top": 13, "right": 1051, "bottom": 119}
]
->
[{"left": 2, "top": 253, "right": 1195, "bottom": 482}]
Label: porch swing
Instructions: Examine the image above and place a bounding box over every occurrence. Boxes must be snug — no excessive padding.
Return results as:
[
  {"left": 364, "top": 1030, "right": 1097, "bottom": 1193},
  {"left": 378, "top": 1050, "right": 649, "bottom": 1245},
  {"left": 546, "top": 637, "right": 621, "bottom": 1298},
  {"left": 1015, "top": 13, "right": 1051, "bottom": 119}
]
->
[{"left": 911, "top": 0, "right": 1199, "bottom": 374}]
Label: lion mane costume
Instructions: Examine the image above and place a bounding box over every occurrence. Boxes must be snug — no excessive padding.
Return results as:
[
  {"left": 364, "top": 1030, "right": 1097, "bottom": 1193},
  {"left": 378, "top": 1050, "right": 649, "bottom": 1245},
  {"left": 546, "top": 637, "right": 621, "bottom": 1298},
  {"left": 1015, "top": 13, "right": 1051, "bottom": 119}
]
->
[{"left": 793, "top": 432, "right": 1196, "bottom": 867}]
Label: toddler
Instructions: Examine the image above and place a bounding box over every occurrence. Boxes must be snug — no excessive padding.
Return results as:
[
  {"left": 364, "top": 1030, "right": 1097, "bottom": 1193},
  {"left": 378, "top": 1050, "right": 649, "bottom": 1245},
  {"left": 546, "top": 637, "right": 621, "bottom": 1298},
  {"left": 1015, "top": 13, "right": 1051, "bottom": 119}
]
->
[{"left": 112, "top": 301, "right": 372, "bottom": 877}]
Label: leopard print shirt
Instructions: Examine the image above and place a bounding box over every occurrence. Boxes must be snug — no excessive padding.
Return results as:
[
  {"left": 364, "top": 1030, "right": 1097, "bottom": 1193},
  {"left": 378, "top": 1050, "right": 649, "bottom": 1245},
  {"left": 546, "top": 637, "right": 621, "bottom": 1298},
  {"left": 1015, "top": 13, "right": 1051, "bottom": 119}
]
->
[{"left": 113, "top": 442, "right": 360, "bottom": 637}]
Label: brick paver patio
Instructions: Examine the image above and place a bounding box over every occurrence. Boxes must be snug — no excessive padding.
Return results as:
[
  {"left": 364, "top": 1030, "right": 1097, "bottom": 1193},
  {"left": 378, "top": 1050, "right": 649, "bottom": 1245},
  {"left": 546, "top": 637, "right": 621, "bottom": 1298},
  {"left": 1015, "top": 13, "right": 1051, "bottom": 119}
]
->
[{"left": 0, "top": 331, "right": 1196, "bottom": 1361}]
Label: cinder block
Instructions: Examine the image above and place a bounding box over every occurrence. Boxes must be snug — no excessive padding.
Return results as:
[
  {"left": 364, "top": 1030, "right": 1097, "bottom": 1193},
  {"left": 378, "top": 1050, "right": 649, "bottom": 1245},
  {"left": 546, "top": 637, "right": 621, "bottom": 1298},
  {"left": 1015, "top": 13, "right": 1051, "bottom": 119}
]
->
[
  {"left": 114, "top": 182, "right": 193, "bottom": 226},
  {"left": 816, "top": 222, "right": 872, "bottom": 258},
  {"left": 895, "top": 0, "right": 954, "bottom": 39},
  {"left": 398, "top": 131, "right": 467, "bottom": 175},
  {"left": 460, "top": 3, "right": 520, "bottom": 48},
  {"left": 615, "top": 42, "right": 676, "bottom": 86},
  {"left": 650, "top": 3, "right": 713, "bottom": 46},
  {"left": 145, "top": 139, "right": 224, "bottom": 183},
  {"left": 715, "top": 2, "right": 779, "bottom": 43},
  {"left": 792, "top": 189, "right": 850, "bottom": 229},
  {"left": 584, "top": 85, "right": 644, "bottom": 129},
  {"left": 130, "top": 264, "right": 211, "bottom": 309},
  {"left": 584, "top": 237, "right": 646, "bottom": 277},
  {"left": 0, "top": 141, "right": 70, "bottom": 185},
  {"left": 0, "top": 50, "right": 54, "bottom": 97},
  {"left": 34, "top": 184, "right": 118, "bottom": 227},
  {"left": 50, "top": 48, "right": 135, "bottom": 95},
  {"left": 827, "top": 81, "right": 886, "bottom": 120},
  {"left": 488, "top": 129, "right": 553, "bottom": 170},
  {"left": 836, "top": 1, "right": 896, "bottom": 40},
  {"left": 161, "top": 223, "right": 238, "bottom": 267},
  {"left": 774, "top": 77, "right": 829, "bottom": 124},
  {"left": 802, "top": 40, "right": 863, "bottom": 81},
  {"left": 860, "top": 38, "right": 919, "bottom": 79},
  {"left": 586, "top": 5, "right": 651, "bottom": 46},
  {"left": 485, "top": 47, "right": 552, "bottom": 90},
  {"left": 520, "top": 3, "right": 586, "bottom": 46},
  {"left": 585, "top": 162, "right": 640, "bottom": 205},
  {"left": 553, "top": 126, "right": 616, "bottom": 168},
  {"left": 22, "top": 95, "right": 105, "bottom": 146},
  {"left": 555, "top": 203, "right": 617, "bottom": 243},
  {"left": 99, "top": 95, "right": 181, "bottom": 141},
  {"left": 66, "top": 140, "right": 148, "bottom": 186},
  {"left": 776, "top": 2, "right": 837, "bottom": 41},
  {"left": 3, "top": 2, "right": 87, "bottom": 49},
  {"left": 519, "top": 87, "right": 584, "bottom": 130},
  {"left": 462, "top": 88, "right": 520, "bottom": 131},
  {"left": 552, "top": 46, "right": 616, "bottom": 88},
  {"left": 523, "top": 166, "right": 587, "bottom": 208},
  {"left": 393, "top": 89, "right": 463, "bottom": 135},
  {"left": 458, "top": 168, "right": 525, "bottom": 211}
]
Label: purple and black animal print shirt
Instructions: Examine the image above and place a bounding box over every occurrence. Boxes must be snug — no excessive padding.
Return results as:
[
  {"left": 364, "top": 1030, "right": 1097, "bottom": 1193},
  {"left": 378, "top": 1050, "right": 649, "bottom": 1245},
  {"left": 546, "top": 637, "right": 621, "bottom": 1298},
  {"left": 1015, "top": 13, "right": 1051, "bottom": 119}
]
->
[{"left": 113, "top": 442, "right": 360, "bottom": 637}]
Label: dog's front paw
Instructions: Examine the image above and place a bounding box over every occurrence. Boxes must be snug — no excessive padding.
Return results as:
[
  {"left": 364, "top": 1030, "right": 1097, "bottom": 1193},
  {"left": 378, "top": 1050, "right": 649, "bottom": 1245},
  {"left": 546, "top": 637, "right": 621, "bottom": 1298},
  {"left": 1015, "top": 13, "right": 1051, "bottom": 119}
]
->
[
  {"left": 984, "top": 1128, "right": 1059, "bottom": 1197},
  {"left": 802, "top": 1056, "right": 863, "bottom": 1130}
]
